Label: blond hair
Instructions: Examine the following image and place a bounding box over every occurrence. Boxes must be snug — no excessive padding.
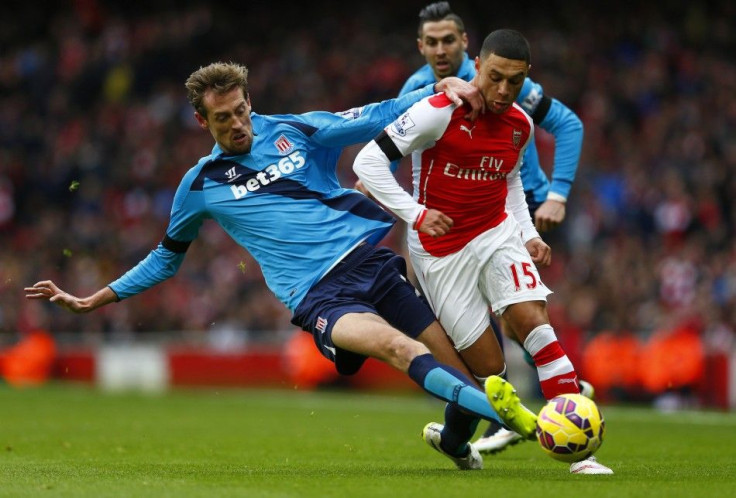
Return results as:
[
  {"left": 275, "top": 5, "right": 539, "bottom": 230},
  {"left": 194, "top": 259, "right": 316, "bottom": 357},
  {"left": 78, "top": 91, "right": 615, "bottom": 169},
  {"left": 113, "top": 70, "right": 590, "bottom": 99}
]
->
[{"left": 185, "top": 62, "right": 249, "bottom": 118}]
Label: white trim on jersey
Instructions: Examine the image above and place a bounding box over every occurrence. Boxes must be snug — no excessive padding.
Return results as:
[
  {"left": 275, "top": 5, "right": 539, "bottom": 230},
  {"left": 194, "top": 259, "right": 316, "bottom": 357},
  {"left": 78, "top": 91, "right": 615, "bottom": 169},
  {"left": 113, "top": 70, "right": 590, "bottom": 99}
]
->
[
  {"left": 419, "top": 158, "right": 435, "bottom": 207},
  {"left": 506, "top": 169, "right": 540, "bottom": 243},
  {"left": 505, "top": 102, "right": 539, "bottom": 244}
]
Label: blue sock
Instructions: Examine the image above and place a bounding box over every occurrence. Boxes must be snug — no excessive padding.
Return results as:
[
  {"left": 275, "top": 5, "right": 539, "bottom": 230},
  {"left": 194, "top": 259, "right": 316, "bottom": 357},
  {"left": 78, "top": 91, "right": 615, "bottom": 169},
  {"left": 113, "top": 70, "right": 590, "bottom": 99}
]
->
[
  {"left": 407, "top": 353, "right": 503, "bottom": 424},
  {"left": 441, "top": 403, "right": 481, "bottom": 457}
]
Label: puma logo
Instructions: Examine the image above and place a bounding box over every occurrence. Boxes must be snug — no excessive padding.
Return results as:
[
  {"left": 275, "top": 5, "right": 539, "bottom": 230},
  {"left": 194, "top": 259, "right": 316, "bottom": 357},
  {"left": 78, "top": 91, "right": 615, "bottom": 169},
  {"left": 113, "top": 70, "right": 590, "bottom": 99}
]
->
[{"left": 460, "top": 124, "right": 475, "bottom": 139}]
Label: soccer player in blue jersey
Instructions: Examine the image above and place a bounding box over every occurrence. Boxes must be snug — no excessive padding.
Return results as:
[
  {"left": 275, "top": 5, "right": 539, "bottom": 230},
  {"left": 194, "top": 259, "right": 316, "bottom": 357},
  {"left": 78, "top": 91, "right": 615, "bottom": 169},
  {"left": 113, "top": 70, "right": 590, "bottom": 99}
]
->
[
  {"left": 25, "top": 61, "right": 538, "bottom": 470},
  {"left": 386, "top": 1, "right": 593, "bottom": 462}
]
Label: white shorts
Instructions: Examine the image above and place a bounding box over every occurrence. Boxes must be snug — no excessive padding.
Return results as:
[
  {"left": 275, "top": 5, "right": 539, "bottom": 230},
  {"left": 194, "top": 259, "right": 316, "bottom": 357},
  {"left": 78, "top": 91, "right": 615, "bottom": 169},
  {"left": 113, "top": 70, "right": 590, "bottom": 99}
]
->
[{"left": 410, "top": 216, "right": 552, "bottom": 351}]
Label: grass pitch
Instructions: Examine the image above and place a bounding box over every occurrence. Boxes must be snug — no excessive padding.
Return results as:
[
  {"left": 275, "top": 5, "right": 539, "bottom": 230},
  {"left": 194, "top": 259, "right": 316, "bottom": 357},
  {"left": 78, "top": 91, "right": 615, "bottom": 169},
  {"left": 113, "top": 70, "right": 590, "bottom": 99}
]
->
[{"left": 1, "top": 383, "right": 735, "bottom": 497}]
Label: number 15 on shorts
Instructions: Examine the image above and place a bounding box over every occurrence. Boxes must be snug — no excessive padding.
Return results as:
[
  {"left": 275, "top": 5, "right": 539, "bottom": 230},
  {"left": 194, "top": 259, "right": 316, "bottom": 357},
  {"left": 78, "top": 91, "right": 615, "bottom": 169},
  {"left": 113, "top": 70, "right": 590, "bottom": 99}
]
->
[{"left": 510, "top": 262, "right": 537, "bottom": 291}]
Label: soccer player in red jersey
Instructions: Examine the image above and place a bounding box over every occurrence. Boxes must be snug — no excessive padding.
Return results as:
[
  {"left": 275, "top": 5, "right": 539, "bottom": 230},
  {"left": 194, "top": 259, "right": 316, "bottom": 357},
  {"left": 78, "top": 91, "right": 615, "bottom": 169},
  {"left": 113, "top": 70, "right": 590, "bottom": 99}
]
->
[{"left": 354, "top": 29, "right": 612, "bottom": 475}]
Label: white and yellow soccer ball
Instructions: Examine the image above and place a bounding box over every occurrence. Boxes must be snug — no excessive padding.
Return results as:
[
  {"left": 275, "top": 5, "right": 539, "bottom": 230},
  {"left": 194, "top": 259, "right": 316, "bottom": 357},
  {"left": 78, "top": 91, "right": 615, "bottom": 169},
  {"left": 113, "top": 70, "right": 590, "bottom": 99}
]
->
[{"left": 535, "top": 393, "right": 605, "bottom": 463}]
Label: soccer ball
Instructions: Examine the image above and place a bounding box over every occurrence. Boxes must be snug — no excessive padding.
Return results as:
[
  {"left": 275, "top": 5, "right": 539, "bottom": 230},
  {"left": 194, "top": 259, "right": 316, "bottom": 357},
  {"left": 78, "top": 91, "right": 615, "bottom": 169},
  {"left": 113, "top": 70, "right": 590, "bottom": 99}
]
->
[{"left": 535, "top": 393, "right": 605, "bottom": 463}]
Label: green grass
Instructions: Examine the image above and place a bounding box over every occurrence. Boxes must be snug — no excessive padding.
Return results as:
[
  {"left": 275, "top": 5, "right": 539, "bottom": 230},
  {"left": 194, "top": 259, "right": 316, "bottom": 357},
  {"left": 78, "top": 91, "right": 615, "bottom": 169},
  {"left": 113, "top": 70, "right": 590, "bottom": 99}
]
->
[{"left": 0, "top": 384, "right": 734, "bottom": 497}]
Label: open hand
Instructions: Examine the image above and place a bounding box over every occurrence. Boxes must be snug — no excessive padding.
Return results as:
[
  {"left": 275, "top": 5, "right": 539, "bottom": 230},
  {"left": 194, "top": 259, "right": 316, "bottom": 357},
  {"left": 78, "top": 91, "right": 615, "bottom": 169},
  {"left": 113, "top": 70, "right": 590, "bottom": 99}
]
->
[{"left": 25, "top": 280, "right": 88, "bottom": 313}]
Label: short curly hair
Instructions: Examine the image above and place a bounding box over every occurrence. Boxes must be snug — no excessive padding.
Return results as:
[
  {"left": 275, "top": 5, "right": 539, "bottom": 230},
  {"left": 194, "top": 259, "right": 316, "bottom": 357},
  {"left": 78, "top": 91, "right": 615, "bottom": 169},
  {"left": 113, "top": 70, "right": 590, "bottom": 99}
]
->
[
  {"left": 480, "top": 29, "right": 531, "bottom": 65},
  {"left": 185, "top": 62, "right": 249, "bottom": 118}
]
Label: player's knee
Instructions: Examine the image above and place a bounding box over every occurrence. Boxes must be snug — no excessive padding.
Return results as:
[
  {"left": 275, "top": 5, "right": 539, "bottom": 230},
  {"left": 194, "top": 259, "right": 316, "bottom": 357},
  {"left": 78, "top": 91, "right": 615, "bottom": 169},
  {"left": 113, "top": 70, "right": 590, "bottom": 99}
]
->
[
  {"left": 504, "top": 304, "right": 549, "bottom": 340},
  {"left": 385, "top": 334, "right": 428, "bottom": 371},
  {"left": 472, "top": 358, "right": 506, "bottom": 379}
]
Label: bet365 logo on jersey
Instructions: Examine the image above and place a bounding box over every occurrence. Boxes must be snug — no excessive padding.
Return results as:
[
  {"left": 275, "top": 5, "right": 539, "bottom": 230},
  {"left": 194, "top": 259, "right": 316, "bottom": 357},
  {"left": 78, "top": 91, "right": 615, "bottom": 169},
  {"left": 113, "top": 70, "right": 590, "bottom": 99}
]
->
[{"left": 230, "top": 151, "right": 305, "bottom": 199}]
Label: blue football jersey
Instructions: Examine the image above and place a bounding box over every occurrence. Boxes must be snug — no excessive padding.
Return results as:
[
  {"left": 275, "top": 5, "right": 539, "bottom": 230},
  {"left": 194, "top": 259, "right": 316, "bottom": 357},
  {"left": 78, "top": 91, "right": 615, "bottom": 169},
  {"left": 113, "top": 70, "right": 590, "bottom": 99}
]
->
[
  {"left": 400, "top": 55, "right": 583, "bottom": 204},
  {"left": 109, "top": 85, "right": 436, "bottom": 312}
]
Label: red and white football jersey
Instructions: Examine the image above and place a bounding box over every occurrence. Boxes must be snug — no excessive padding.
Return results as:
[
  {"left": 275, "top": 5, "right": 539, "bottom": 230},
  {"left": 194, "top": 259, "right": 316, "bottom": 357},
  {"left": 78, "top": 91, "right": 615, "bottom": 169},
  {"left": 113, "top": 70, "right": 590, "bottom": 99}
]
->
[{"left": 368, "top": 93, "right": 534, "bottom": 257}]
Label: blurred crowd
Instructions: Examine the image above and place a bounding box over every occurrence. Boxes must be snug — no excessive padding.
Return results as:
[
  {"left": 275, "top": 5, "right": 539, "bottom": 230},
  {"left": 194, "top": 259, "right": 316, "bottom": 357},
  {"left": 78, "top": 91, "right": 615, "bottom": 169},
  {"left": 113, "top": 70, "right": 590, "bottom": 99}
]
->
[{"left": 1, "top": 1, "right": 735, "bottom": 360}]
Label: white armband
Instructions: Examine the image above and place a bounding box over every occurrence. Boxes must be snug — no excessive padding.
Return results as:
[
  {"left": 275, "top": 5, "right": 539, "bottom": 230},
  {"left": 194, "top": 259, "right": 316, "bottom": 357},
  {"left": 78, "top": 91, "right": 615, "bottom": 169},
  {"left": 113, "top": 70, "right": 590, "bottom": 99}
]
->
[{"left": 546, "top": 191, "right": 567, "bottom": 203}]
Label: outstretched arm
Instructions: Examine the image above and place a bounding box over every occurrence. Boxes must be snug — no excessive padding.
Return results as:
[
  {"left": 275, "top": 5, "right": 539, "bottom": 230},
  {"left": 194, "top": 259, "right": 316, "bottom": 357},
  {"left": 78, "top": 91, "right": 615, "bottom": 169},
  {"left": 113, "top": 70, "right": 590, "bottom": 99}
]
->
[
  {"left": 312, "top": 76, "right": 483, "bottom": 150},
  {"left": 534, "top": 97, "right": 583, "bottom": 231},
  {"left": 24, "top": 281, "right": 118, "bottom": 313},
  {"left": 24, "top": 238, "right": 190, "bottom": 314},
  {"left": 25, "top": 169, "right": 204, "bottom": 313}
]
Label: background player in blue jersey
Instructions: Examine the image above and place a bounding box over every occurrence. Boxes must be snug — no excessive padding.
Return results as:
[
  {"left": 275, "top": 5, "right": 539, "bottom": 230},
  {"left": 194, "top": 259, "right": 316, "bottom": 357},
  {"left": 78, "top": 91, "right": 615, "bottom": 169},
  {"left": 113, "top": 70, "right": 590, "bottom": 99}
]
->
[
  {"left": 390, "top": 1, "right": 588, "bottom": 455},
  {"left": 25, "top": 61, "right": 538, "bottom": 470}
]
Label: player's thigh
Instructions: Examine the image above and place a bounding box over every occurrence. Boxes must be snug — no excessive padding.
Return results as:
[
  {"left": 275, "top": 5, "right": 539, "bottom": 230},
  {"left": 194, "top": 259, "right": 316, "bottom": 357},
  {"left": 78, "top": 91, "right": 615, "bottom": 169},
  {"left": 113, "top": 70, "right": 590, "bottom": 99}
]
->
[
  {"left": 479, "top": 232, "right": 551, "bottom": 317},
  {"left": 331, "top": 312, "right": 426, "bottom": 372},
  {"left": 411, "top": 250, "right": 489, "bottom": 351}
]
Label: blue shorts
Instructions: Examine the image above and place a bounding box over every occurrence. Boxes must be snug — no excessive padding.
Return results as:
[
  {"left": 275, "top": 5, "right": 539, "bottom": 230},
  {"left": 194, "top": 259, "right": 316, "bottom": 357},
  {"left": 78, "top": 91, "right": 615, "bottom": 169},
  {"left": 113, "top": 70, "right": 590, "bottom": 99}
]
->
[
  {"left": 291, "top": 243, "right": 437, "bottom": 375},
  {"left": 525, "top": 191, "right": 541, "bottom": 218}
]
